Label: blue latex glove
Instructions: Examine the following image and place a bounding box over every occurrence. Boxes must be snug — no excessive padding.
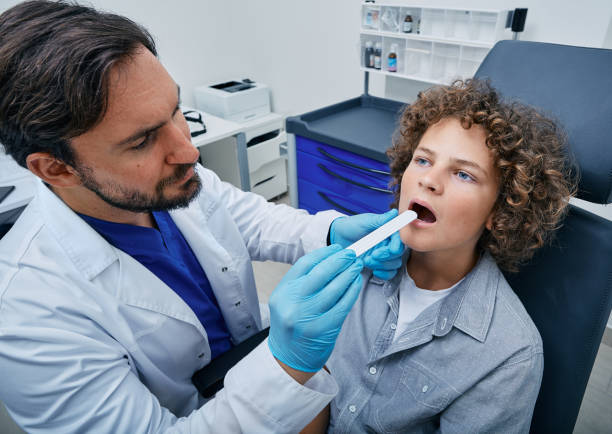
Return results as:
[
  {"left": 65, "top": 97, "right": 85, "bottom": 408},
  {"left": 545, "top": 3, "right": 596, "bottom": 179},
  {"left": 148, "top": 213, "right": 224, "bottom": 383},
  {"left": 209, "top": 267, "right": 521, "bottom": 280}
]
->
[
  {"left": 330, "top": 209, "right": 405, "bottom": 280},
  {"left": 268, "top": 244, "right": 364, "bottom": 372}
]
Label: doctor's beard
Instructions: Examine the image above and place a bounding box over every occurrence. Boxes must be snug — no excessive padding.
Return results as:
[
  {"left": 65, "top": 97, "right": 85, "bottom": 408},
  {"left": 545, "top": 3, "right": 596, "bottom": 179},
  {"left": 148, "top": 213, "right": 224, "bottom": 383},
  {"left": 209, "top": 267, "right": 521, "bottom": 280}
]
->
[{"left": 75, "top": 162, "right": 202, "bottom": 213}]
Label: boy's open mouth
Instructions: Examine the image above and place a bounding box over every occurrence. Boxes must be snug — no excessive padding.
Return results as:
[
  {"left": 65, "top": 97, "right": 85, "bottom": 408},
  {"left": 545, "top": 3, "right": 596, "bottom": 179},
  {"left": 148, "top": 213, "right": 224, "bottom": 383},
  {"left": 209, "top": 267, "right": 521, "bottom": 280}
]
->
[{"left": 410, "top": 202, "right": 437, "bottom": 223}]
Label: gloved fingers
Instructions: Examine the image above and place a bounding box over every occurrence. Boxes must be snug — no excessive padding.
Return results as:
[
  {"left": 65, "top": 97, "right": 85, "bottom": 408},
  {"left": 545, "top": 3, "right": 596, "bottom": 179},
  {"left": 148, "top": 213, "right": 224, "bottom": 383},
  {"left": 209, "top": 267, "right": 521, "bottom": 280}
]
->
[
  {"left": 331, "top": 209, "right": 399, "bottom": 246},
  {"left": 324, "top": 270, "right": 364, "bottom": 322},
  {"left": 310, "top": 258, "right": 364, "bottom": 312},
  {"left": 329, "top": 216, "right": 348, "bottom": 245},
  {"left": 280, "top": 244, "right": 343, "bottom": 284},
  {"left": 366, "top": 237, "right": 390, "bottom": 260},
  {"left": 372, "top": 268, "right": 400, "bottom": 280},
  {"left": 362, "top": 208, "right": 398, "bottom": 232},
  {"left": 363, "top": 256, "right": 403, "bottom": 272},
  {"left": 298, "top": 249, "right": 358, "bottom": 297},
  {"left": 378, "top": 208, "right": 399, "bottom": 225},
  {"left": 387, "top": 232, "right": 405, "bottom": 255},
  {"left": 352, "top": 208, "right": 399, "bottom": 233},
  {"left": 369, "top": 232, "right": 405, "bottom": 261}
]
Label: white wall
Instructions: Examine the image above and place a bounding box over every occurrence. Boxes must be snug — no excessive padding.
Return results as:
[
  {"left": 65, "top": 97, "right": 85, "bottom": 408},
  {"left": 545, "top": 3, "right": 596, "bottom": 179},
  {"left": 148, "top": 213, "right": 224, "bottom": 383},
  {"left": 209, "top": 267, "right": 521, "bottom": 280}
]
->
[
  {"left": 0, "top": 0, "right": 610, "bottom": 221},
  {"left": 2, "top": 0, "right": 609, "bottom": 113}
]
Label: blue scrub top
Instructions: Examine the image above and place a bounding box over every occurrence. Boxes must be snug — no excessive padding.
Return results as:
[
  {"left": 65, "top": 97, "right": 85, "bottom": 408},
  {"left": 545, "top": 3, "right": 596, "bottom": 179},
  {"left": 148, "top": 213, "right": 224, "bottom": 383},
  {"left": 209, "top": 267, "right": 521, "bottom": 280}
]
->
[{"left": 79, "top": 211, "right": 233, "bottom": 360}]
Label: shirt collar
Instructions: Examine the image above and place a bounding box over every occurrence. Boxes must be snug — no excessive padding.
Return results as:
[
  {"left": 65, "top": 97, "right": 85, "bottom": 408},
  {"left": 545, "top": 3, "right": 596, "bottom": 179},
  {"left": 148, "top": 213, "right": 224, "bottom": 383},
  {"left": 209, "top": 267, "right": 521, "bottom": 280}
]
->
[
  {"left": 384, "top": 250, "right": 500, "bottom": 343},
  {"left": 451, "top": 252, "right": 499, "bottom": 342}
]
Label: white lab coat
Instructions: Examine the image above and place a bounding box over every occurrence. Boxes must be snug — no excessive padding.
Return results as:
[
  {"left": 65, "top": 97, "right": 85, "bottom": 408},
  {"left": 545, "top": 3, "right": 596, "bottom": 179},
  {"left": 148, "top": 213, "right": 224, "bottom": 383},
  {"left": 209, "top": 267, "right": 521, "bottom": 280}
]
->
[{"left": 0, "top": 165, "right": 341, "bottom": 433}]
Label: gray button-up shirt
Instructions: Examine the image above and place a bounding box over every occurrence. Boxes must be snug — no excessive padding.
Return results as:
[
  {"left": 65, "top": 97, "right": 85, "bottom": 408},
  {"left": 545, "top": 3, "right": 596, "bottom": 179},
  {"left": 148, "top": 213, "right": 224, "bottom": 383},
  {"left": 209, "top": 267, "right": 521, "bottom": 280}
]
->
[{"left": 327, "top": 252, "right": 543, "bottom": 433}]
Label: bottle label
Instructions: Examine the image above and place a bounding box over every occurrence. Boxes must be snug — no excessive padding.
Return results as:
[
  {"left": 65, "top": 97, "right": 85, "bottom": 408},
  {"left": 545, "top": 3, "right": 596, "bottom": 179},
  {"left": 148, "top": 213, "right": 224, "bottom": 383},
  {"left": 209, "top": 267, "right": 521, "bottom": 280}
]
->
[
  {"left": 374, "top": 56, "right": 381, "bottom": 69},
  {"left": 403, "top": 22, "right": 412, "bottom": 33},
  {"left": 388, "top": 57, "right": 397, "bottom": 72}
]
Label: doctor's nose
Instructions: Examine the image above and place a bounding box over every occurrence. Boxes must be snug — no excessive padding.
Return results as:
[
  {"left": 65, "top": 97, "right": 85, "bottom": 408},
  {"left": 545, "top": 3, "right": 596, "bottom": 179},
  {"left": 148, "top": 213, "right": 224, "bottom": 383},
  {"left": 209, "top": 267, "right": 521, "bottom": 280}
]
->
[{"left": 164, "top": 123, "right": 200, "bottom": 165}]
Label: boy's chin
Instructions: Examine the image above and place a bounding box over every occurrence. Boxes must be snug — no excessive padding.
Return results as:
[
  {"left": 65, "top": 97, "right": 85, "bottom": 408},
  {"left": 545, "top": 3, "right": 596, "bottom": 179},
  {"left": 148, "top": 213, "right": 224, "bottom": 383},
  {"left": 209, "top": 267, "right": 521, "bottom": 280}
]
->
[{"left": 399, "top": 227, "right": 412, "bottom": 247}]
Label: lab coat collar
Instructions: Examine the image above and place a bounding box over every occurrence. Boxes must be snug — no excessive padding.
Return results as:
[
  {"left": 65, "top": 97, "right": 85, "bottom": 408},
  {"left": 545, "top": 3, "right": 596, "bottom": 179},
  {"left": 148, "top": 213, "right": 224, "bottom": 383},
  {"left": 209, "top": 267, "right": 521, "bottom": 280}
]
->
[
  {"left": 36, "top": 179, "right": 118, "bottom": 280},
  {"left": 35, "top": 180, "right": 207, "bottom": 336}
]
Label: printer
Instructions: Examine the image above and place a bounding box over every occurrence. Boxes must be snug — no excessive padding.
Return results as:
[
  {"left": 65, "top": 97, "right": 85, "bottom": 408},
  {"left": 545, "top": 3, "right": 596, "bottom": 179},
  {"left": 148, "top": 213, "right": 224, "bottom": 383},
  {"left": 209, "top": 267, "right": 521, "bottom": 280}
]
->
[{"left": 194, "top": 79, "right": 270, "bottom": 123}]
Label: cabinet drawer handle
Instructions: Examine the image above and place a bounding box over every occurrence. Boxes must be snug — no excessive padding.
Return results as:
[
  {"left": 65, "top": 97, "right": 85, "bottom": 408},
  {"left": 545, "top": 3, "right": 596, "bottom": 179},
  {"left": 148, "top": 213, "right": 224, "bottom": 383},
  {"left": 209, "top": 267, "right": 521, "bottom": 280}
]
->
[
  {"left": 317, "top": 147, "right": 391, "bottom": 176},
  {"left": 317, "top": 191, "right": 357, "bottom": 215},
  {"left": 317, "top": 163, "right": 393, "bottom": 194},
  {"left": 253, "top": 175, "right": 275, "bottom": 187}
]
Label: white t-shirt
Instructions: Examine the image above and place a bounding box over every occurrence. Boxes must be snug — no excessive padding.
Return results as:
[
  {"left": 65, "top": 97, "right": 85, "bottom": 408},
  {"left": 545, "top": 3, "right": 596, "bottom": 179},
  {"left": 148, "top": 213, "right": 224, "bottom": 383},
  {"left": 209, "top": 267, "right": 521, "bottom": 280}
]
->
[{"left": 394, "top": 268, "right": 464, "bottom": 341}]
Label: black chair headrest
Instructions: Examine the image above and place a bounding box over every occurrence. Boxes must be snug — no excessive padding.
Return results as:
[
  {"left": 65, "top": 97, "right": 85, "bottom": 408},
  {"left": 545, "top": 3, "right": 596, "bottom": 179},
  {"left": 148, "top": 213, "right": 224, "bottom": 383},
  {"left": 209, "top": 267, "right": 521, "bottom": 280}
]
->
[{"left": 475, "top": 40, "right": 612, "bottom": 205}]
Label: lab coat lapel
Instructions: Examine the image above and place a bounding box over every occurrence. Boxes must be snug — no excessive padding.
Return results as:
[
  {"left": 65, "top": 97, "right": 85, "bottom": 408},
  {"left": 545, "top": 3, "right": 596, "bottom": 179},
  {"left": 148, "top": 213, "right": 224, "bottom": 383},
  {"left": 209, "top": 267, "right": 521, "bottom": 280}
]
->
[
  {"left": 37, "top": 178, "right": 207, "bottom": 337},
  {"left": 115, "top": 248, "right": 207, "bottom": 338}
]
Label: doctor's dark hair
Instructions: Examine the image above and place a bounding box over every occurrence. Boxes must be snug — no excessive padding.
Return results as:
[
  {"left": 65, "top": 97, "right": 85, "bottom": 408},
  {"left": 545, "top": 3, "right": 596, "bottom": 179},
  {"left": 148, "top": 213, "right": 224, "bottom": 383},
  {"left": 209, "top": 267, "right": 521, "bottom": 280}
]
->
[
  {"left": 0, "top": 0, "right": 157, "bottom": 168},
  {"left": 387, "top": 79, "right": 577, "bottom": 272}
]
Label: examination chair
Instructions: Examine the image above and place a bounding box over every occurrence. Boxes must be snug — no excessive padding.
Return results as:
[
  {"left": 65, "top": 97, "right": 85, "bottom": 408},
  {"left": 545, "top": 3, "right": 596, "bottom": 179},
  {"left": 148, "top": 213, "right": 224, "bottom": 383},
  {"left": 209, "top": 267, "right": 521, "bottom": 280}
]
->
[{"left": 474, "top": 40, "right": 612, "bottom": 433}]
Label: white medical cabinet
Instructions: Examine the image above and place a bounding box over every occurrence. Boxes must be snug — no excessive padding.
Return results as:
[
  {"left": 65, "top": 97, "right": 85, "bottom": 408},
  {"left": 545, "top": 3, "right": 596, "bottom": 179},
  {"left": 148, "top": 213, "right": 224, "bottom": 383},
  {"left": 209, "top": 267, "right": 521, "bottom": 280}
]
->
[
  {"left": 195, "top": 112, "right": 288, "bottom": 201},
  {"left": 360, "top": 2, "right": 512, "bottom": 84}
]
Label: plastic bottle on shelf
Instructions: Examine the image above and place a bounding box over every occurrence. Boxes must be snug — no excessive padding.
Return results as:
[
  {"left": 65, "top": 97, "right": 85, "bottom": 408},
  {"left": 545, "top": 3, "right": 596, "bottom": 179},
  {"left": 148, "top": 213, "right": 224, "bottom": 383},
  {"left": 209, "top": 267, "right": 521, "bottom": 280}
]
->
[
  {"left": 403, "top": 13, "right": 413, "bottom": 33},
  {"left": 388, "top": 44, "right": 398, "bottom": 72},
  {"left": 374, "top": 42, "right": 382, "bottom": 70},
  {"left": 364, "top": 41, "right": 374, "bottom": 68}
]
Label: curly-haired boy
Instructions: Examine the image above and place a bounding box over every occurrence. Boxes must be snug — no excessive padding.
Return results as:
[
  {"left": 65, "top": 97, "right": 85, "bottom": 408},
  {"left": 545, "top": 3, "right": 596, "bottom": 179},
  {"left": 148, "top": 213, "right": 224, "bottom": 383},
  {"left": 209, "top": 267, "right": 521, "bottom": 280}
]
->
[{"left": 324, "top": 79, "right": 577, "bottom": 433}]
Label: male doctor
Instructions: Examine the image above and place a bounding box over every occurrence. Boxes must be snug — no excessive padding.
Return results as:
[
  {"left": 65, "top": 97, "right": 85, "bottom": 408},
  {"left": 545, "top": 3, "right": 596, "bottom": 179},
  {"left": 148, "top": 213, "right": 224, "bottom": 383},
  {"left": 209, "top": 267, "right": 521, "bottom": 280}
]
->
[{"left": 0, "top": 1, "right": 405, "bottom": 433}]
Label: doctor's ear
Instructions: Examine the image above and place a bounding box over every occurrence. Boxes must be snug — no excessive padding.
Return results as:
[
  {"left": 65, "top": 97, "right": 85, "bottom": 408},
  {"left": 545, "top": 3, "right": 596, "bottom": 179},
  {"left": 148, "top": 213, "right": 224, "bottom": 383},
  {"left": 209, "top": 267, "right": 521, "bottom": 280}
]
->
[{"left": 26, "top": 152, "right": 81, "bottom": 187}]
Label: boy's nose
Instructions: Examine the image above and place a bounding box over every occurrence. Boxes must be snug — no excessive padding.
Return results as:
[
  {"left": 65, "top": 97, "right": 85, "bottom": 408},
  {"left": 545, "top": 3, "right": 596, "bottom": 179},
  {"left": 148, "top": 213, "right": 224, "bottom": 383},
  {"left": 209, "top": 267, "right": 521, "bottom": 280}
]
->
[{"left": 419, "top": 175, "right": 443, "bottom": 194}]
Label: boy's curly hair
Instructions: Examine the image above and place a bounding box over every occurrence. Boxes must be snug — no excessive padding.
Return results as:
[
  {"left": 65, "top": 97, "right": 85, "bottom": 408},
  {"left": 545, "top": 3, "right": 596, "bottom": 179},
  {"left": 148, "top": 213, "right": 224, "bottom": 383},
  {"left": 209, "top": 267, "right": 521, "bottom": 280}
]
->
[{"left": 387, "top": 79, "right": 577, "bottom": 272}]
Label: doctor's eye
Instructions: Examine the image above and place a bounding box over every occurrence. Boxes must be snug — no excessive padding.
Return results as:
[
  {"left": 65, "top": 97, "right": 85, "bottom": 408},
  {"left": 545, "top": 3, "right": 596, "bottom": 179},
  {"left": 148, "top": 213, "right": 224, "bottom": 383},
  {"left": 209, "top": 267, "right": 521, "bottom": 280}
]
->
[{"left": 132, "top": 132, "right": 155, "bottom": 151}]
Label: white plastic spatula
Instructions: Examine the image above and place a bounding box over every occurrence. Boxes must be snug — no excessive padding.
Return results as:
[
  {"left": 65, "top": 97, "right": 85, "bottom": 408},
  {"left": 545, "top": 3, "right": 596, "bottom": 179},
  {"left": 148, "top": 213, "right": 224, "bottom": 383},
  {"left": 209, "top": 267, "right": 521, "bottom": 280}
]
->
[{"left": 347, "top": 210, "right": 417, "bottom": 257}]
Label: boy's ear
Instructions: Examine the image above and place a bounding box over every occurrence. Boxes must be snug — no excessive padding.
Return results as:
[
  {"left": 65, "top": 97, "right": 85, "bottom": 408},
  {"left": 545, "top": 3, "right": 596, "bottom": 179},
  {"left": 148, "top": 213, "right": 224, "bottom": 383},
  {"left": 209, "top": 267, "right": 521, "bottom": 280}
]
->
[
  {"left": 485, "top": 211, "right": 495, "bottom": 231},
  {"left": 26, "top": 152, "right": 81, "bottom": 187}
]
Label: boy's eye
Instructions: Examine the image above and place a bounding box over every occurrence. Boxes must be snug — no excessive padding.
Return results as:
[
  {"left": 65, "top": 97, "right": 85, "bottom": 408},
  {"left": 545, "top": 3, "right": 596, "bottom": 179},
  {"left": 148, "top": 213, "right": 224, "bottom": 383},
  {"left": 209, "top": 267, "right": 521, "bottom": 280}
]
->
[
  {"left": 456, "top": 170, "right": 475, "bottom": 182},
  {"left": 414, "top": 157, "right": 430, "bottom": 166}
]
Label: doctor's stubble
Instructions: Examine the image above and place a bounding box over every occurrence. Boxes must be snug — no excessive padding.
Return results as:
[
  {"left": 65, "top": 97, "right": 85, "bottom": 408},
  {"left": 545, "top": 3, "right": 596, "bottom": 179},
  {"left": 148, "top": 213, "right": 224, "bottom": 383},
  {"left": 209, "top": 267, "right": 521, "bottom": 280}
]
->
[{"left": 74, "top": 160, "right": 202, "bottom": 213}]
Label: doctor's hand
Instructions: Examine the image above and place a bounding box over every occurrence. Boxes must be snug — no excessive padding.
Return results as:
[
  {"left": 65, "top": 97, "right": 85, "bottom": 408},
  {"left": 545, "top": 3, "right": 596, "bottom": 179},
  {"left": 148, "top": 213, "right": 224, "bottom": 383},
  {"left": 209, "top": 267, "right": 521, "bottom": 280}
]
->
[
  {"left": 268, "top": 244, "right": 364, "bottom": 373},
  {"left": 329, "top": 209, "right": 405, "bottom": 280}
]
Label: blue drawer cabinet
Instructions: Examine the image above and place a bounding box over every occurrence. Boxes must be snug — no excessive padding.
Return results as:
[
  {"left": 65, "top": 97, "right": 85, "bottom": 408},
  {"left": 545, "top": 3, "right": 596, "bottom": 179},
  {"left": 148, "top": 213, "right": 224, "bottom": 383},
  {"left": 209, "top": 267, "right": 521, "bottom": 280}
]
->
[
  {"left": 286, "top": 95, "right": 405, "bottom": 215},
  {"left": 296, "top": 137, "right": 393, "bottom": 214}
]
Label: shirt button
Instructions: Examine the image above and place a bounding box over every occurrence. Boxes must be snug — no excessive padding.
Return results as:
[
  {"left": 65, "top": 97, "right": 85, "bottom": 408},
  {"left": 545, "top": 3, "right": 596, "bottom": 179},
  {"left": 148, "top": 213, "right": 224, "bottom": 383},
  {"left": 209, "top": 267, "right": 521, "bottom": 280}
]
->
[
  {"left": 422, "top": 385, "right": 429, "bottom": 393},
  {"left": 221, "top": 266, "right": 228, "bottom": 272},
  {"left": 369, "top": 366, "right": 377, "bottom": 375},
  {"left": 390, "top": 324, "right": 397, "bottom": 330},
  {"left": 348, "top": 405, "right": 356, "bottom": 413},
  {"left": 440, "top": 317, "right": 447, "bottom": 330}
]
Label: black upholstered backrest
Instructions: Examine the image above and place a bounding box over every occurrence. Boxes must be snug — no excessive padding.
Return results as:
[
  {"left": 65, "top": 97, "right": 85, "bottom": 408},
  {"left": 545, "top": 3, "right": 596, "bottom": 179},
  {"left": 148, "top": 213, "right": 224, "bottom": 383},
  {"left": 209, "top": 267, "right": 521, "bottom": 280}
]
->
[{"left": 475, "top": 40, "right": 612, "bottom": 433}]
